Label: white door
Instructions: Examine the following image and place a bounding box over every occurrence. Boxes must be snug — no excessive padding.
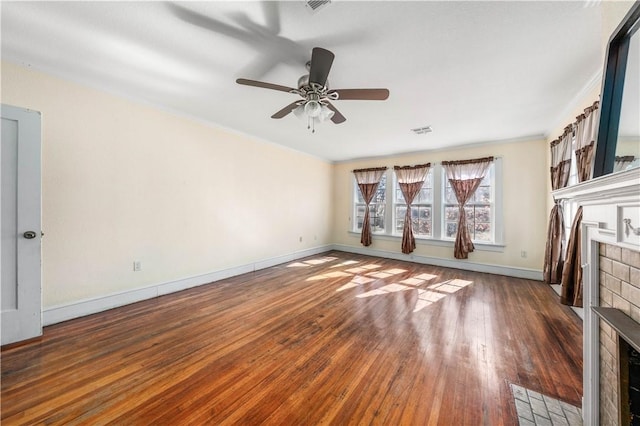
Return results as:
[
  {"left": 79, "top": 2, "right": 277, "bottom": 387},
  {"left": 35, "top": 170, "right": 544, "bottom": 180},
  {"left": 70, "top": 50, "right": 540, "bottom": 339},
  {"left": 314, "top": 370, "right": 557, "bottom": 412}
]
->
[{"left": 1, "top": 104, "right": 42, "bottom": 345}]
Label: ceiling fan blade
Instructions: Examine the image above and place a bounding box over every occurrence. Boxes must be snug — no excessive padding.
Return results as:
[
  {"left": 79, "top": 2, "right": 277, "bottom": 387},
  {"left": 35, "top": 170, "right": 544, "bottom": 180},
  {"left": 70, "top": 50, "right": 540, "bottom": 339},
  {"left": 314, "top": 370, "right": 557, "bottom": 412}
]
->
[
  {"left": 325, "top": 102, "right": 346, "bottom": 124},
  {"left": 309, "top": 47, "right": 334, "bottom": 88},
  {"left": 236, "top": 78, "right": 295, "bottom": 93},
  {"left": 329, "top": 88, "right": 390, "bottom": 100},
  {"left": 271, "top": 101, "right": 301, "bottom": 119}
]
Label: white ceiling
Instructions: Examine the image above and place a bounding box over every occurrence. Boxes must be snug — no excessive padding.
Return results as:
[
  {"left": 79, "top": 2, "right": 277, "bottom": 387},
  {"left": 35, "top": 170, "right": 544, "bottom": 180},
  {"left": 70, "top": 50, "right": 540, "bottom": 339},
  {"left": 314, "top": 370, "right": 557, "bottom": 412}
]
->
[{"left": 1, "top": 1, "right": 606, "bottom": 162}]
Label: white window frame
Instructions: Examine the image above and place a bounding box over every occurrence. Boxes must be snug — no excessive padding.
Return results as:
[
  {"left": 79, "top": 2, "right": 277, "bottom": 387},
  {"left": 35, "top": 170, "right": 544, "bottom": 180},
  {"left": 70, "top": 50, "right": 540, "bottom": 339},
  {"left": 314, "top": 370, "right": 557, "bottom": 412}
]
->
[
  {"left": 441, "top": 162, "right": 496, "bottom": 244},
  {"left": 352, "top": 173, "right": 388, "bottom": 234},
  {"left": 392, "top": 168, "right": 435, "bottom": 238}
]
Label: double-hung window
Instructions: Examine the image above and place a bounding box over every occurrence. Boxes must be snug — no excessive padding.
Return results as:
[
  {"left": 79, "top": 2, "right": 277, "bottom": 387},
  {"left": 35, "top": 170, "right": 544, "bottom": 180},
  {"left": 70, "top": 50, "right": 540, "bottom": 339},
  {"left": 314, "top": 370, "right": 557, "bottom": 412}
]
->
[
  {"left": 393, "top": 169, "right": 434, "bottom": 238},
  {"left": 443, "top": 164, "right": 494, "bottom": 242},
  {"left": 353, "top": 174, "right": 387, "bottom": 233}
]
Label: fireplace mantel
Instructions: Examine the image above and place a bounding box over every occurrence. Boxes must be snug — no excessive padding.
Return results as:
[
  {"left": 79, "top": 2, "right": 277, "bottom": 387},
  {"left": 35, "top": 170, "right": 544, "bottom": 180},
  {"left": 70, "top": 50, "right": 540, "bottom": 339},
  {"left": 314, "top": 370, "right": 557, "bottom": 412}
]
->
[
  {"left": 552, "top": 167, "right": 640, "bottom": 425},
  {"left": 552, "top": 167, "right": 640, "bottom": 204}
]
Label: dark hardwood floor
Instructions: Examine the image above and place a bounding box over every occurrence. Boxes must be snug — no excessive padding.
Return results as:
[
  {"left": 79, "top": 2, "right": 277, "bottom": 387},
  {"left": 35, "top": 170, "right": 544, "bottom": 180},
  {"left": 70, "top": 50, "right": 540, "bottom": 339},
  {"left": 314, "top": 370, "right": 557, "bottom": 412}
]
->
[{"left": 1, "top": 251, "right": 582, "bottom": 425}]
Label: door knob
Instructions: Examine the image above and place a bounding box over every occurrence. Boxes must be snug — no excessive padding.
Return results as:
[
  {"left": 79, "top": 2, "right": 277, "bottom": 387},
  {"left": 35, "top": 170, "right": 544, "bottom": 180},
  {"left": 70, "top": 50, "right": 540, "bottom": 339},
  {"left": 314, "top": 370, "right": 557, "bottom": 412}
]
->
[{"left": 23, "top": 231, "right": 37, "bottom": 239}]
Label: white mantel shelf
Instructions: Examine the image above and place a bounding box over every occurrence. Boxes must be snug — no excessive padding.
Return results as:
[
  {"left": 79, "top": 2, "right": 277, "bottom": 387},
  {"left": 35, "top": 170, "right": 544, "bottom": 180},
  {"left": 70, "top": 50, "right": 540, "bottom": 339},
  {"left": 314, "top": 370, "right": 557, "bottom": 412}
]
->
[{"left": 552, "top": 167, "right": 640, "bottom": 202}]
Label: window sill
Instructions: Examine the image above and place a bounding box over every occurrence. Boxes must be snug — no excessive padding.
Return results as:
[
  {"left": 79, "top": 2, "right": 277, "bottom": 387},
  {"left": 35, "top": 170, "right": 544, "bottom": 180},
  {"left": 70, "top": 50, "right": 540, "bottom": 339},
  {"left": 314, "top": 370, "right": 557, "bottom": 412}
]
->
[{"left": 347, "top": 231, "right": 505, "bottom": 252}]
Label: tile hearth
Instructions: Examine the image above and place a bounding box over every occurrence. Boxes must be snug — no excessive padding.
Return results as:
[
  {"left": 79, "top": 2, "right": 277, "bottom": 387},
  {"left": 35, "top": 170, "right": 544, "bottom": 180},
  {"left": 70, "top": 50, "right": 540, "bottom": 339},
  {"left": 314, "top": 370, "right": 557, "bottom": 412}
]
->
[{"left": 511, "top": 384, "right": 582, "bottom": 426}]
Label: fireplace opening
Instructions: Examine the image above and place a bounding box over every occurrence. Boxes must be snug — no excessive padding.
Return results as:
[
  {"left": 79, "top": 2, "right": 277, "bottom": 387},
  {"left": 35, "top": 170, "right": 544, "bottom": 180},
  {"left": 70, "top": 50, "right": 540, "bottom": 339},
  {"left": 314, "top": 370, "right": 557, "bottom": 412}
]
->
[{"left": 620, "top": 337, "right": 640, "bottom": 425}]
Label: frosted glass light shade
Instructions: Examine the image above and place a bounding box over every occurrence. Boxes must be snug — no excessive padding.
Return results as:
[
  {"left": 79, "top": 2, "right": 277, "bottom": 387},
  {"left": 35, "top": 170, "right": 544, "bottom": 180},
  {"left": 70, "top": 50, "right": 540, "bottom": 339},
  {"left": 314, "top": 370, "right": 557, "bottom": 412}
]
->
[{"left": 304, "top": 100, "right": 322, "bottom": 117}]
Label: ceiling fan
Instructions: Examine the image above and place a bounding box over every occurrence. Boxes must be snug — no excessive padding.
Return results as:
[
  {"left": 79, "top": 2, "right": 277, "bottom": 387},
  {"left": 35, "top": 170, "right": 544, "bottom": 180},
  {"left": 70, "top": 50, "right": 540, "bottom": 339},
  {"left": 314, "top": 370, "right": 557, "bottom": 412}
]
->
[{"left": 236, "top": 47, "right": 389, "bottom": 132}]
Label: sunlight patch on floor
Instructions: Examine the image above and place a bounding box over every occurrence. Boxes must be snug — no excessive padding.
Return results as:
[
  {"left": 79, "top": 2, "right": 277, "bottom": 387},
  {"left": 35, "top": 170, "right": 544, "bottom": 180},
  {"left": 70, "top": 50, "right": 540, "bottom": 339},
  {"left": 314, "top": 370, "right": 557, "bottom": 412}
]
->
[
  {"left": 345, "top": 264, "right": 382, "bottom": 274},
  {"left": 411, "top": 278, "right": 473, "bottom": 312},
  {"left": 287, "top": 256, "right": 339, "bottom": 268},
  {"left": 413, "top": 290, "right": 447, "bottom": 312},
  {"left": 306, "top": 270, "right": 353, "bottom": 281},
  {"left": 399, "top": 277, "right": 426, "bottom": 286},
  {"left": 428, "top": 279, "right": 473, "bottom": 294},
  {"left": 304, "top": 256, "right": 338, "bottom": 265},
  {"left": 356, "top": 283, "right": 412, "bottom": 298},
  {"left": 330, "top": 260, "right": 360, "bottom": 268},
  {"left": 366, "top": 268, "right": 406, "bottom": 279},
  {"left": 286, "top": 262, "right": 311, "bottom": 268},
  {"left": 336, "top": 276, "right": 376, "bottom": 292},
  {"left": 413, "top": 273, "right": 438, "bottom": 281}
]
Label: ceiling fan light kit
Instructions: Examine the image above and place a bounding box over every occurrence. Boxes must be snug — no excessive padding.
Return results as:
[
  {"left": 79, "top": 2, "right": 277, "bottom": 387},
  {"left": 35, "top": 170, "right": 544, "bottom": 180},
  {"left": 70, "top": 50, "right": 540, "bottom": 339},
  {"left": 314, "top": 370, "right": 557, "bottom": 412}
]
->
[{"left": 236, "top": 47, "right": 389, "bottom": 133}]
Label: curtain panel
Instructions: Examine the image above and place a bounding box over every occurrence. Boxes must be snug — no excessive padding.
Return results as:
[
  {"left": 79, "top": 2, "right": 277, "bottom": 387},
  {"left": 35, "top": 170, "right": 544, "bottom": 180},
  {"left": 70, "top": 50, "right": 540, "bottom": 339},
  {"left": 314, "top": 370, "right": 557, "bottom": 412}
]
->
[
  {"left": 574, "top": 100, "right": 599, "bottom": 182},
  {"left": 558, "top": 100, "right": 598, "bottom": 306},
  {"left": 441, "top": 157, "right": 494, "bottom": 259},
  {"left": 394, "top": 163, "right": 431, "bottom": 254},
  {"left": 543, "top": 126, "right": 573, "bottom": 284},
  {"left": 560, "top": 206, "right": 583, "bottom": 307},
  {"left": 353, "top": 167, "right": 387, "bottom": 247}
]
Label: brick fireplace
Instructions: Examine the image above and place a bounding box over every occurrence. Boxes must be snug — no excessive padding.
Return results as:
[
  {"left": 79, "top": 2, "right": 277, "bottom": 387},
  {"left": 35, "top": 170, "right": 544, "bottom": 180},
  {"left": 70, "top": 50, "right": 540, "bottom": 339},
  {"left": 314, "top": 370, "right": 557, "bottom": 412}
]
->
[
  {"left": 553, "top": 167, "right": 640, "bottom": 425},
  {"left": 597, "top": 243, "right": 640, "bottom": 424}
]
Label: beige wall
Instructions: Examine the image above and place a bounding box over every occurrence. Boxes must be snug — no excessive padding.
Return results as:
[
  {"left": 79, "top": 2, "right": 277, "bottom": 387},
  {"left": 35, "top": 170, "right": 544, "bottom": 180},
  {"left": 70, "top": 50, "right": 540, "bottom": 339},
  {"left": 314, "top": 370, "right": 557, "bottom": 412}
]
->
[
  {"left": 2, "top": 61, "right": 333, "bottom": 308},
  {"left": 332, "top": 138, "right": 548, "bottom": 270}
]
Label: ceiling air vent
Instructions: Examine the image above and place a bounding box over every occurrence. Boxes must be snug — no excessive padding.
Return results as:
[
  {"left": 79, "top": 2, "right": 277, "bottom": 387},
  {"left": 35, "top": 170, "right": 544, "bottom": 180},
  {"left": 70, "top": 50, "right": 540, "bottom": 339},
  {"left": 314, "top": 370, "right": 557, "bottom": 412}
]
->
[
  {"left": 411, "top": 126, "right": 433, "bottom": 135},
  {"left": 305, "top": 0, "right": 331, "bottom": 13}
]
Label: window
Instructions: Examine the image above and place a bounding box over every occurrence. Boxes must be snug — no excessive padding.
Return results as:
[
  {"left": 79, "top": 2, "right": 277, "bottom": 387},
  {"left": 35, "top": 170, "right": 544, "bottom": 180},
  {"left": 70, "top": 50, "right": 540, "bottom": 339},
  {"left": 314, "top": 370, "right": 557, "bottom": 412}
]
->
[
  {"left": 393, "top": 169, "right": 434, "bottom": 237},
  {"left": 443, "top": 165, "right": 494, "bottom": 243},
  {"left": 354, "top": 174, "right": 386, "bottom": 233},
  {"left": 351, "top": 159, "right": 502, "bottom": 247}
]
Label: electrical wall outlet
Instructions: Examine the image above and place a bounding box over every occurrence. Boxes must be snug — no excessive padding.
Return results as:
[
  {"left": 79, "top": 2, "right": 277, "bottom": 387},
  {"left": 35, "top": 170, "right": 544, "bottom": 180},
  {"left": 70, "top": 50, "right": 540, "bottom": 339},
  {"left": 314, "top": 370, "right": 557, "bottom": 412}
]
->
[
  {"left": 520, "top": 251, "right": 527, "bottom": 258},
  {"left": 133, "top": 261, "right": 142, "bottom": 271}
]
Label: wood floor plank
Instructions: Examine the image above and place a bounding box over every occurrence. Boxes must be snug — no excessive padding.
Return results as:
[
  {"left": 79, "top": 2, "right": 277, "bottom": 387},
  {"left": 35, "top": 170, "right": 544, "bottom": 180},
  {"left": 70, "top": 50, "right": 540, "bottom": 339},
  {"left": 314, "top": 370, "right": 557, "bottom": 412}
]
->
[{"left": 1, "top": 251, "right": 583, "bottom": 425}]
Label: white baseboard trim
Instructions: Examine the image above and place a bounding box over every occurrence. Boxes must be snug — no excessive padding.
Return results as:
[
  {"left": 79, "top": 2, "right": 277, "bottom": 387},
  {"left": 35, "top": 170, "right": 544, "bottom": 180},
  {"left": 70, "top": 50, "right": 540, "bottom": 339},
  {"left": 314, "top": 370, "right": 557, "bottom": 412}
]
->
[
  {"left": 43, "top": 245, "right": 333, "bottom": 326},
  {"left": 331, "top": 244, "right": 543, "bottom": 281}
]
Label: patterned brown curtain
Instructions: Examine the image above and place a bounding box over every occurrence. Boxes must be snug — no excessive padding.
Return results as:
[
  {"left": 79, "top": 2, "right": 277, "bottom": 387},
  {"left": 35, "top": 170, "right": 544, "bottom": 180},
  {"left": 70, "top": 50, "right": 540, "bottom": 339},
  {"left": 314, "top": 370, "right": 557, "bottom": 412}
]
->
[
  {"left": 353, "top": 167, "right": 387, "bottom": 247},
  {"left": 574, "top": 100, "right": 599, "bottom": 182},
  {"left": 543, "top": 127, "right": 573, "bottom": 284},
  {"left": 442, "top": 157, "right": 494, "bottom": 259},
  {"left": 558, "top": 101, "right": 598, "bottom": 306},
  {"left": 394, "top": 163, "right": 431, "bottom": 254},
  {"left": 561, "top": 207, "right": 583, "bottom": 307}
]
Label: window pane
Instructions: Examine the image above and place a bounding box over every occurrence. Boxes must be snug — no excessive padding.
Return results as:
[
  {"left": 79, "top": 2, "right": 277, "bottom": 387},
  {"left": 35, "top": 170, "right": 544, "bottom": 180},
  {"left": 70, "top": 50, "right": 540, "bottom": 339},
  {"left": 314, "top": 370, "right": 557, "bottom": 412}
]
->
[
  {"left": 355, "top": 204, "right": 365, "bottom": 230},
  {"left": 464, "top": 206, "right": 474, "bottom": 222},
  {"left": 395, "top": 206, "right": 406, "bottom": 233},
  {"left": 445, "top": 206, "right": 458, "bottom": 221},
  {"left": 415, "top": 188, "right": 432, "bottom": 204},
  {"left": 475, "top": 206, "right": 491, "bottom": 223},
  {"left": 474, "top": 186, "right": 491, "bottom": 203},
  {"left": 445, "top": 221, "right": 457, "bottom": 238},
  {"left": 424, "top": 171, "right": 433, "bottom": 187},
  {"left": 414, "top": 206, "right": 432, "bottom": 236},
  {"left": 445, "top": 187, "right": 458, "bottom": 204},
  {"left": 371, "top": 203, "right": 385, "bottom": 232},
  {"left": 374, "top": 175, "right": 387, "bottom": 204},
  {"left": 396, "top": 188, "right": 405, "bottom": 203},
  {"left": 474, "top": 223, "right": 492, "bottom": 241}
]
